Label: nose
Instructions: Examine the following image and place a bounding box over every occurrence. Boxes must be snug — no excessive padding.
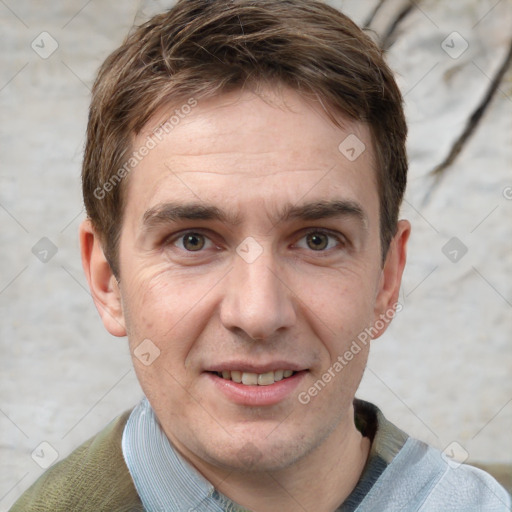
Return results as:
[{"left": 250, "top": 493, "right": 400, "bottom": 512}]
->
[{"left": 219, "top": 245, "right": 296, "bottom": 341}]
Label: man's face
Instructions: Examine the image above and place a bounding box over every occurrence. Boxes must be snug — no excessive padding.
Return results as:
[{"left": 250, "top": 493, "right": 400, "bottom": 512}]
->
[{"left": 111, "top": 88, "right": 404, "bottom": 473}]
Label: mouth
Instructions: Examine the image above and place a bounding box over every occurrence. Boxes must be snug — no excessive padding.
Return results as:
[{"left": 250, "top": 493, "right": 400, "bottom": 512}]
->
[
  {"left": 204, "top": 366, "right": 308, "bottom": 406},
  {"left": 213, "top": 369, "right": 296, "bottom": 386}
]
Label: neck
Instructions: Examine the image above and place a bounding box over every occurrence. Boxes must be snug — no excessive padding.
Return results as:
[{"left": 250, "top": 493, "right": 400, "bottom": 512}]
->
[{"left": 199, "top": 406, "right": 370, "bottom": 512}]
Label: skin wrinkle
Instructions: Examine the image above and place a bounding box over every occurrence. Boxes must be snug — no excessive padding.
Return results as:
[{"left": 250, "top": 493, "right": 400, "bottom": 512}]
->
[
  {"left": 82, "top": 86, "right": 410, "bottom": 512},
  {"left": 155, "top": 167, "right": 338, "bottom": 175},
  {"left": 82, "top": 1, "right": 408, "bottom": 281},
  {"left": 139, "top": 165, "right": 368, "bottom": 242},
  {"left": 140, "top": 199, "right": 368, "bottom": 236},
  {"left": 74, "top": 2, "right": 414, "bottom": 507}
]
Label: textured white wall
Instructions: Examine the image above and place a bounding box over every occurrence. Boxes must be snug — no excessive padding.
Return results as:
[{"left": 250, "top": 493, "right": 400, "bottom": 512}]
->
[{"left": 1, "top": 1, "right": 511, "bottom": 509}]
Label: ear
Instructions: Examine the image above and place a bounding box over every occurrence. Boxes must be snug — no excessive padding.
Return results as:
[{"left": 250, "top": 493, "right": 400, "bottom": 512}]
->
[
  {"left": 371, "top": 219, "right": 410, "bottom": 339},
  {"left": 79, "top": 219, "right": 127, "bottom": 337}
]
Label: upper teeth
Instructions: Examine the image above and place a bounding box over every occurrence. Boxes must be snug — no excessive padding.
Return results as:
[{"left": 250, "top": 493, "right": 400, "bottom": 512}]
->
[{"left": 218, "top": 369, "right": 294, "bottom": 386}]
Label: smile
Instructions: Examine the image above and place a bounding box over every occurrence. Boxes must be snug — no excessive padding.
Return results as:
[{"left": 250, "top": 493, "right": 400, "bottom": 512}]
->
[
  {"left": 206, "top": 368, "right": 307, "bottom": 406},
  {"left": 215, "top": 369, "right": 295, "bottom": 386}
]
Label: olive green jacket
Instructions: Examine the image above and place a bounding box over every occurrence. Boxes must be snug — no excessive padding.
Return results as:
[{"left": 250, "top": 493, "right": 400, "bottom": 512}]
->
[{"left": 10, "top": 410, "right": 144, "bottom": 512}]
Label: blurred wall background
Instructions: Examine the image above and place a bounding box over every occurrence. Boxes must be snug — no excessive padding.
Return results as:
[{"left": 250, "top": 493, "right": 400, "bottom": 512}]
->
[{"left": 1, "top": 0, "right": 511, "bottom": 509}]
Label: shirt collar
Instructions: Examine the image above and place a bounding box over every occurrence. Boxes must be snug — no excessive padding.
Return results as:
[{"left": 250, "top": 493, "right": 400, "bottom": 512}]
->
[
  {"left": 122, "top": 396, "right": 248, "bottom": 512},
  {"left": 122, "top": 396, "right": 407, "bottom": 512}
]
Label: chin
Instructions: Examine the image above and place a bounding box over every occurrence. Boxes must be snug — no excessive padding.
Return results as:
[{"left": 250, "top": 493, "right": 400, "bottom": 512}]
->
[
  {"left": 206, "top": 443, "right": 304, "bottom": 473},
  {"left": 195, "top": 423, "right": 331, "bottom": 474}
]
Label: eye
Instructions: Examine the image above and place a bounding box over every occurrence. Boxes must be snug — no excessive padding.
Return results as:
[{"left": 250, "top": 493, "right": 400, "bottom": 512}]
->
[
  {"left": 295, "top": 230, "right": 342, "bottom": 251},
  {"left": 172, "top": 231, "right": 213, "bottom": 252}
]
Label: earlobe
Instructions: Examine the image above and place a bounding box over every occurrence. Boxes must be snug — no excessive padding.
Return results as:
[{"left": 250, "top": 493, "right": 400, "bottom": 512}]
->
[
  {"left": 79, "top": 219, "right": 127, "bottom": 337},
  {"left": 372, "top": 219, "right": 411, "bottom": 339}
]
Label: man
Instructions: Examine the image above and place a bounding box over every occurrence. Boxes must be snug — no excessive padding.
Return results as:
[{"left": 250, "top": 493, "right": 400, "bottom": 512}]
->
[{"left": 11, "top": 0, "right": 511, "bottom": 510}]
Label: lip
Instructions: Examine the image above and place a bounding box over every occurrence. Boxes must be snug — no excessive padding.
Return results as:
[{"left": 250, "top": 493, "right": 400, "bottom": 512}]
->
[
  {"left": 205, "top": 370, "right": 308, "bottom": 406},
  {"left": 203, "top": 361, "right": 307, "bottom": 374}
]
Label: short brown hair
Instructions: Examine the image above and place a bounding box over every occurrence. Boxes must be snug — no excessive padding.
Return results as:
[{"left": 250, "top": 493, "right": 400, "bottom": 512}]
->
[{"left": 82, "top": 0, "right": 407, "bottom": 277}]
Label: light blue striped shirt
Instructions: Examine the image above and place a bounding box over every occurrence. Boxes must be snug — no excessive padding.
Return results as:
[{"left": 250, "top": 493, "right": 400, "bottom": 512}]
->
[
  {"left": 121, "top": 397, "right": 511, "bottom": 512},
  {"left": 121, "top": 397, "right": 248, "bottom": 512}
]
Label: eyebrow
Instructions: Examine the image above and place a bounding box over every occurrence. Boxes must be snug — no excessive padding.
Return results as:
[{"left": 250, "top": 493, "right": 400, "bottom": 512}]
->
[
  {"left": 141, "top": 199, "right": 368, "bottom": 231},
  {"left": 142, "top": 203, "right": 242, "bottom": 228},
  {"left": 280, "top": 200, "right": 367, "bottom": 226}
]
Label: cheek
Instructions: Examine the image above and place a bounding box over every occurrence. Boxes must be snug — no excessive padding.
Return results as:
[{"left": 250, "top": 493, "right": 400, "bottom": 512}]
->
[
  {"left": 300, "top": 268, "right": 377, "bottom": 341},
  {"left": 121, "top": 266, "right": 220, "bottom": 357}
]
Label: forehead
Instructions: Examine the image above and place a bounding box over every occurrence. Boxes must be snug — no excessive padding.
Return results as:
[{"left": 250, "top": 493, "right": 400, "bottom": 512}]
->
[{"left": 124, "top": 87, "right": 379, "bottom": 227}]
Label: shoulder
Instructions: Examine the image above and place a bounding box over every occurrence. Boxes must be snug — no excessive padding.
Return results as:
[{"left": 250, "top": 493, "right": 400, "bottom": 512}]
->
[
  {"left": 368, "top": 437, "right": 511, "bottom": 511},
  {"left": 423, "top": 454, "right": 511, "bottom": 512},
  {"left": 9, "top": 410, "right": 144, "bottom": 512},
  {"left": 353, "top": 400, "right": 511, "bottom": 511}
]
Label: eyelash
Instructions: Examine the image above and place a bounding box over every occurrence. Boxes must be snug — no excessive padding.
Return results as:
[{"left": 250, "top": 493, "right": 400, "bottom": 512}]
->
[
  {"left": 294, "top": 229, "right": 346, "bottom": 252},
  {"left": 168, "top": 230, "right": 217, "bottom": 252},
  {"left": 165, "top": 228, "right": 346, "bottom": 254}
]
